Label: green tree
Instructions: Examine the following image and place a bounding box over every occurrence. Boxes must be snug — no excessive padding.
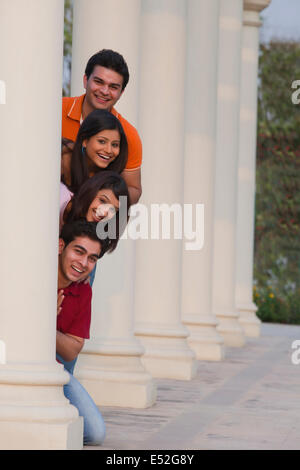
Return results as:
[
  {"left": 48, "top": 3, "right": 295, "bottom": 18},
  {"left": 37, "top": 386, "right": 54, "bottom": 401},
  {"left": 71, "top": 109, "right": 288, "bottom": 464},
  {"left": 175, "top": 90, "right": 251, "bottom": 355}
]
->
[
  {"left": 254, "top": 41, "right": 300, "bottom": 322},
  {"left": 258, "top": 41, "right": 300, "bottom": 134},
  {"left": 63, "top": 0, "right": 73, "bottom": 96}
]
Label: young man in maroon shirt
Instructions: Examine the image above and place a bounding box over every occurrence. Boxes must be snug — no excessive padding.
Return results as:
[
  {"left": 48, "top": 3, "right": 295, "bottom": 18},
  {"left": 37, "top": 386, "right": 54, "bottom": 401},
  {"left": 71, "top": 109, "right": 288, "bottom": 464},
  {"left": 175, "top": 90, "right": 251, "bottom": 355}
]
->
[{"left": 56, "top": 219, "right": 108, "bottom": 446}]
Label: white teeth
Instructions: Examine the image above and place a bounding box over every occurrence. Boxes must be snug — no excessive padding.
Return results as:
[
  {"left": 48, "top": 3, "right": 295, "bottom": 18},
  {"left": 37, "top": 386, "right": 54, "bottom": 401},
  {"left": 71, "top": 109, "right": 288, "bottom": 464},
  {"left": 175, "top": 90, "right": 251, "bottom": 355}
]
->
[
  {"left": 96, "top": 96, "right": 108, "bottom": 101},
  {"left": 72, "top": 266, "right": 83, "bottom": 273},
  {"left": 98, "top": 154, "right": 110, "bottom": 160}
]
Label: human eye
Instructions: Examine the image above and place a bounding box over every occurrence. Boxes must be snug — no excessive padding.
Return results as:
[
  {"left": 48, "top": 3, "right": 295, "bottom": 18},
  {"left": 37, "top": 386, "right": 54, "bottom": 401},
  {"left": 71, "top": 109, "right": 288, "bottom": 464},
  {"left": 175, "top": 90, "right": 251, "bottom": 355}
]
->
[
  {"left": 89, "top": 256, "right": 98, "bottom": 263},
  {"left": 112, "top": 142, "right": 120, "bottom": 148}
]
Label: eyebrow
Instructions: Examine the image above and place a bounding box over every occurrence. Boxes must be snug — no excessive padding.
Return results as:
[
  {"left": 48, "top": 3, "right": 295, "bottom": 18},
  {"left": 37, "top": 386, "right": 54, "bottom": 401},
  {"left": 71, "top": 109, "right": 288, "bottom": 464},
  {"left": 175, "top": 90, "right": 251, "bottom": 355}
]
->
[
  {"left": 97, "top": 136, "right": 120, "bottom": 143},
  {"left": 93, "top": 76, "right": 122, "bottom": 88},
  {"left": 73, "top": 244, "right": 100, "bottom": 259}
]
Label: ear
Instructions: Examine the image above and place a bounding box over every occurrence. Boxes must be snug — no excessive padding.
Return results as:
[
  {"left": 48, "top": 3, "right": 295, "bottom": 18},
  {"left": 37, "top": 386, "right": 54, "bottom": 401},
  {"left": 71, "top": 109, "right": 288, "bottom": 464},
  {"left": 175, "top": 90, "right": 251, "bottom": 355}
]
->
[
  {"left": 58, "top": 238, "right": 65, "bottom": 255},
  {"left": 83, "top": 74, "right": 88, "bottom": 90}
]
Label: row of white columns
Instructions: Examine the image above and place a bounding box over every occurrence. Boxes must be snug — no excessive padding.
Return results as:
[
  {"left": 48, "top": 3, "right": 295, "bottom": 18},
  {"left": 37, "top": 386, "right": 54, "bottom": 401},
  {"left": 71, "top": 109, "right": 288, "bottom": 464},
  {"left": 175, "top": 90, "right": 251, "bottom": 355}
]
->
[
  {"left": 75, "top": 0, "right": 269, "bottom": 406},
  {"left": 0, "top": 0, "right": 270, "bottom": 450}
]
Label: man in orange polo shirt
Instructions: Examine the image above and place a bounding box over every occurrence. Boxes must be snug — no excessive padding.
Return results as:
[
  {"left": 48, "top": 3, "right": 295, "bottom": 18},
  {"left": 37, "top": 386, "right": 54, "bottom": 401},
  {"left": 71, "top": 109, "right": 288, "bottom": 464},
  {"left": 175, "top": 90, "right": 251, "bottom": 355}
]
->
[{"left": 62, "top": 49, "right": 142, "bottom": 204}]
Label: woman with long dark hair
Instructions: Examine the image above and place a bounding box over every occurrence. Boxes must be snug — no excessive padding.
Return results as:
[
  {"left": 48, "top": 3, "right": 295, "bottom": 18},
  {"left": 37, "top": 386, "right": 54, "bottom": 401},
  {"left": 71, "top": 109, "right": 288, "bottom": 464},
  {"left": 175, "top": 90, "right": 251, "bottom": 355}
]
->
[
  {"left": 63, "top": 170, "right": 130, "bottom": 254},
  {"left": 61, "top": 109, "right": 128, "bottom": 194}
]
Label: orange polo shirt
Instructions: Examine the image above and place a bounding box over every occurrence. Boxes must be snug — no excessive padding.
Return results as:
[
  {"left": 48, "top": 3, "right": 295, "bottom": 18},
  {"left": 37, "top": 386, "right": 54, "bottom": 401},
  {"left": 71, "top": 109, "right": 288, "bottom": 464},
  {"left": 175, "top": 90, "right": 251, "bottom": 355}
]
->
[{"left": 62, "top": 94, "right": 142, "bottom": 171}]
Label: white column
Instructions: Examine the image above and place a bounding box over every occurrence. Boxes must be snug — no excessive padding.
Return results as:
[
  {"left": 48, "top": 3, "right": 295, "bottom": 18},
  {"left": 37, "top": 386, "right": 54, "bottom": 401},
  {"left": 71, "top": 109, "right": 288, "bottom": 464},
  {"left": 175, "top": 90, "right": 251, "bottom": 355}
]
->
[
  {"left": 72, "top": 0, "right": 156, "bottom": 408},
  {"left": 0, "top": 0, "right": 82, "bottom": 449},
  {"left": 236, "top": 0, "right": 270, "bottom": 336},
  {"left": 181, "top": 0, "right": 224, "bottom": 361},
  {"left": 134, "top": 0, "right": 197, "bottom": 380},
  {"left": 212, "top": 0, "right": 246, "bottom": 347},
  {"left": 71, "top": 0, "right": 141, "bottom": 125}
]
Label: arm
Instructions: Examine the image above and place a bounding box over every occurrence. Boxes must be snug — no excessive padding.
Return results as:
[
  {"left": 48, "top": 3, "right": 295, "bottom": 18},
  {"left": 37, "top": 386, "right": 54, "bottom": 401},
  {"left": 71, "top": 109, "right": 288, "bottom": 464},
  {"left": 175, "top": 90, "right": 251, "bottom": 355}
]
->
[
  {"left": 56, "top": 330, "right": 84, "bottom": 362},
  {"left": 121, "top": 168, "right": 142, "bottom": 205},
  {"left": 56, "top": 283, "right": 91, "bottom": 362}
]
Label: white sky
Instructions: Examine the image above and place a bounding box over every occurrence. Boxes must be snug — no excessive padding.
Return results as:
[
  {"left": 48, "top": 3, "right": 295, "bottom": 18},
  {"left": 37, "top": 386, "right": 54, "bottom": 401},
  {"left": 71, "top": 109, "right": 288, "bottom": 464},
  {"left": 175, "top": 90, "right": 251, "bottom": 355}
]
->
[{"left": 260, "top": 0, "right": 300, "bottom": 43}]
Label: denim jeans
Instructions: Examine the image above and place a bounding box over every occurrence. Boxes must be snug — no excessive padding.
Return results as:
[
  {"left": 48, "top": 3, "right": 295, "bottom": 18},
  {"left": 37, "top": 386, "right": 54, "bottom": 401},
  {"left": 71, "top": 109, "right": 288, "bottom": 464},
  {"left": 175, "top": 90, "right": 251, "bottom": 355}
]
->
[
  {"left": 64, "top": 372, "right": 106, "bottom": 446},
  {"left": 56, "top": 353, "right": 105, "bottom": 446},
  {"left": 57, "top": 353, "right": 77, "bottom": 374},
  {"left": 89, "top": 264, "right": 97, "bottom": 287}
]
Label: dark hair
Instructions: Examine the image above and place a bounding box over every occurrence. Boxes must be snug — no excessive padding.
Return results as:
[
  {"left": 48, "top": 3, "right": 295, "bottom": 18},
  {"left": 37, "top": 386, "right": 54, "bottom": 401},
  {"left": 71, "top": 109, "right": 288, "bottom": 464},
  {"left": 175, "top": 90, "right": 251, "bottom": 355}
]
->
[
  {"left": 66, "top": 171, "right": 131, "bottom": 253},
  {"left": 70, "top": 109, "right": 128, "bottom": 194},
  {"left": 60, "top": 219, "right": 109, "bottom": 259},
  {"left": 85, "top": 49, "right": 129, "bottom": 90}
]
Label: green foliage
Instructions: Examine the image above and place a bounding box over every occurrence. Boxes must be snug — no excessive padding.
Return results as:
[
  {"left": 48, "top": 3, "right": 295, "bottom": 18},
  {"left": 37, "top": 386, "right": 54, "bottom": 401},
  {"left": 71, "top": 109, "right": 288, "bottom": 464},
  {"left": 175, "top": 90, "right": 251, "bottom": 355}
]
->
[
  {"left": 254, "top": 41, "right": 300, "bottom": 324},
  {"left": 63, "top": 0, "right": 73, "bottom": 97},
  {"left": 258, "top": 41, "right": 300, "bottom": 134},
  {"left": 254, "top": 286, "right": 300, "bottom": 325}
]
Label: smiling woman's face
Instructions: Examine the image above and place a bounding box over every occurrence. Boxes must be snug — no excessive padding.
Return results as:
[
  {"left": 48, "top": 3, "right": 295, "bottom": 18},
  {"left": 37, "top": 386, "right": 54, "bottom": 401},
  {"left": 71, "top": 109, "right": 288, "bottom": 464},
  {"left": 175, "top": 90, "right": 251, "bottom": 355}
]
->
[
  {"left": 83, "top": 129, "right": 121, "bottom": 172},
  {"left": 86, "top": 188, "right": 120, "bottom": 223}
]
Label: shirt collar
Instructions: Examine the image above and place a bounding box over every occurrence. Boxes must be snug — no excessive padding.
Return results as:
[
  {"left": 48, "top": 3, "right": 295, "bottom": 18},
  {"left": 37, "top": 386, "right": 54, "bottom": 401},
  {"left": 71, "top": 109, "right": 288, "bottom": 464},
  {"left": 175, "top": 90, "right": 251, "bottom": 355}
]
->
[
  {"left": 67, "top": 94, "right": 85, "bottom": 123},
  {"left": 68, "top": 94, "right": 120, "bottom": 123}
]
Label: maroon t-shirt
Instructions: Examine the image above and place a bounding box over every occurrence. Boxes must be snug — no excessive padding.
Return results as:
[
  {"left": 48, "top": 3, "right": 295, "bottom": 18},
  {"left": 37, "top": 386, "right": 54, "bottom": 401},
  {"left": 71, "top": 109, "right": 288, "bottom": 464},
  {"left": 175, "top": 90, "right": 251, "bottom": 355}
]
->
[{"left": 57, "top": 282, "right": 92, "bottom": 339}]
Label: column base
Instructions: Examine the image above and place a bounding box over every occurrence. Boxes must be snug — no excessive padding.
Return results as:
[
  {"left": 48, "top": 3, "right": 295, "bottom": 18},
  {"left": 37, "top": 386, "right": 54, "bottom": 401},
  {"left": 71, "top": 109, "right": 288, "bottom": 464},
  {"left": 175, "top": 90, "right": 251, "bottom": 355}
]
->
[
  {"left": 238, "top": 302, "right": 261, "bottom": 337},
  {"left": 215, "top": 312, "right": 246, "bottom": 347},
  {"left": 0, "top": 363, "right": 83, "bottom": 450},
  {"left": 0, "top": 418, "right": 83, "bottom": 450},
  {"left": 75, "top": 339, "right": 156, "bottom": 408},
  {"left": 135, "top": 323, "right": 198, "bottom": 380},
  {"left": 183, "top": 314, "right": 225, "bottom": 361}
]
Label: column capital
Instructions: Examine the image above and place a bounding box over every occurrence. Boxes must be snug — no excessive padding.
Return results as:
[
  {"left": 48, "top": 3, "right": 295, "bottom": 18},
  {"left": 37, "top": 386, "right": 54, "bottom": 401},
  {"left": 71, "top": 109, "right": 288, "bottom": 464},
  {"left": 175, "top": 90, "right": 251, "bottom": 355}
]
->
[
  {"left": 244, "top": 0, "right": 270, "bottom": 13},
  {"left": 243, "top": 0, "right": 270, "bottom": 27}
]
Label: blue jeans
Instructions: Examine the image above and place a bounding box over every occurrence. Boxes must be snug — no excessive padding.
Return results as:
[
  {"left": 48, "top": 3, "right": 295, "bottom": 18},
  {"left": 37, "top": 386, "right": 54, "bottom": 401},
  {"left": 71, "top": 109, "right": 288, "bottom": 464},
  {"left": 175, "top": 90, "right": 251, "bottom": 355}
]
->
[
  {"left": 89, "top": 264, "right": 97, "bottom": 287},
  {"left": 57, "top": 354, "right": 105, "bottom": 446},
  {"left": 64, "top": 372, "right": 106, "bottom": 446},
  {"left": 57, "top": 353, "right": 77, "bottom": 374}
]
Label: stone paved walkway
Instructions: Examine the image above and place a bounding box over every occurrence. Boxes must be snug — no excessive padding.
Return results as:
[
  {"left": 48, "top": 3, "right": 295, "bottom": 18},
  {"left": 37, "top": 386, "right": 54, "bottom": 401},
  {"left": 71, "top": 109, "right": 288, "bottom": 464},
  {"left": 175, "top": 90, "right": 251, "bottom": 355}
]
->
[{"left": 85, "top": 323, "right": 300, "bottom": 450}]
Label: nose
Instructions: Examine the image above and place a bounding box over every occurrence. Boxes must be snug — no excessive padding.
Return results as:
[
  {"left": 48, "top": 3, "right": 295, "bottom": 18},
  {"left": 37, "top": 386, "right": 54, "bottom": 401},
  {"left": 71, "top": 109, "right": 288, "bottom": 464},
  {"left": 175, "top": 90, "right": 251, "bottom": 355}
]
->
[
  {"left": 98, "top": 205, "right": 109, "bottom": 217},
  {"left": 102, "top": 206, "right": 109, "bottom": 217},
  {"left": 80, "top": 255, "right": 88, "bottom": 269},
  {"left": 100, "top": 83, "right": 109, "bottom": 95},
  {"left": 103, "top": 141, "right": 112, "bottom": 154}
]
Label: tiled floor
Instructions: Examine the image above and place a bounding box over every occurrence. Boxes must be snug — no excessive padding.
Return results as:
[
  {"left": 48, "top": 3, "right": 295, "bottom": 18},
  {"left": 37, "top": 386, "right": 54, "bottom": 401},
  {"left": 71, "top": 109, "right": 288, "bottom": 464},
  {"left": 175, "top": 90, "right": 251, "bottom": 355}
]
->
[{"left": 85, "top": 323, "right": 300, "bottom": 450}]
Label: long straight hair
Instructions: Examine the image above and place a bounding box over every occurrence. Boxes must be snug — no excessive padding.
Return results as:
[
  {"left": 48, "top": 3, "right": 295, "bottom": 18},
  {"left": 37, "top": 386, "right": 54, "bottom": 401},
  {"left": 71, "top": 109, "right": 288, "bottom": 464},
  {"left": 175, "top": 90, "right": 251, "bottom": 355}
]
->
[
  {"left": 70, "top": 109, "right": 128, "bottom": 193},
  {"left": 66, "top": 170, "right": 130, "bottom": 252}
]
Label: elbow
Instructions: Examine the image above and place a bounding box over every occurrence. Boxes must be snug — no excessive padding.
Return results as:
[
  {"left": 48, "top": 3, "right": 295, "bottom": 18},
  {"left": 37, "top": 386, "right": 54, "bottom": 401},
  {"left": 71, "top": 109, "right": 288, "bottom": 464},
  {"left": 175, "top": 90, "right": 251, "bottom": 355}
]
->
[
  {"left": 129, "top": 185, "right": 142, "bottom": 205},
  {"left": 135, "top": 186, "right": 142, "bottom": 204}
]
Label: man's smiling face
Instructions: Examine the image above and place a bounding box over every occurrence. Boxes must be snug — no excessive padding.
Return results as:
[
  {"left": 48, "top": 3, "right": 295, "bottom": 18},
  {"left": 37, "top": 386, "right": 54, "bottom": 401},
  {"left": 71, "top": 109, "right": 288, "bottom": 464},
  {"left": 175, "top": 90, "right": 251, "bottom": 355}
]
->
[
  {"left": 83, "top": 65, "right": 124, "bottom": 112},
  {"left": 58, "top": 235, "right": 101, "bottom": 286}
]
